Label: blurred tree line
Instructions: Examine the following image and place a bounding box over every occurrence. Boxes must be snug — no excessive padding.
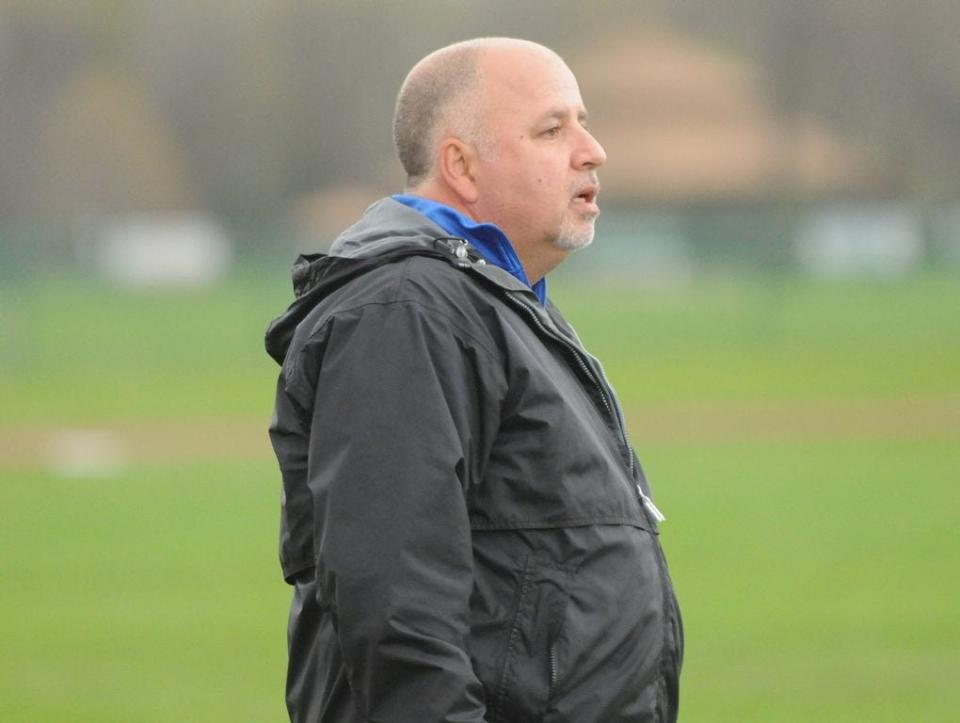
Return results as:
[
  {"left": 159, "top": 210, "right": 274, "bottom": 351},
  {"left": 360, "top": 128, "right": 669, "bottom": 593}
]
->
[{"left": 1, "top": 0, "right": 958, "bottom": 221}]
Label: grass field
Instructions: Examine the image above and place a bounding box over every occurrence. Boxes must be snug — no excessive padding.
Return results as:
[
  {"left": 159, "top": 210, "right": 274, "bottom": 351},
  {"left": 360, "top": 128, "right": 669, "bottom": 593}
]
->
[{"left": 1, "top": 270, "right": 958, "bottom": 721}]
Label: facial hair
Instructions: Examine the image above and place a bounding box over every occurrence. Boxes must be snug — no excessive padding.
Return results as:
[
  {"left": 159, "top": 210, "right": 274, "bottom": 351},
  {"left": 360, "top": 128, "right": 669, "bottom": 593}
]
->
[{"left": 554, "top": 210, "right": 597, "bottom": 252}]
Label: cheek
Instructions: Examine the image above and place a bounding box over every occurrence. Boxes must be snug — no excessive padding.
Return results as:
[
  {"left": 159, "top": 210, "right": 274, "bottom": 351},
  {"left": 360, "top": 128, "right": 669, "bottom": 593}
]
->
[{"left": 492, "top": 151, "right": 566, "bottom": 207}]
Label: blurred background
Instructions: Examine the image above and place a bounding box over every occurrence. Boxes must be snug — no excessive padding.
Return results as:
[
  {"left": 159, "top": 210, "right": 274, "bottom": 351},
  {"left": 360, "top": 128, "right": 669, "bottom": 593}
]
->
[{"left": 1, "top": 1, "right": 958, "bottom": 721}]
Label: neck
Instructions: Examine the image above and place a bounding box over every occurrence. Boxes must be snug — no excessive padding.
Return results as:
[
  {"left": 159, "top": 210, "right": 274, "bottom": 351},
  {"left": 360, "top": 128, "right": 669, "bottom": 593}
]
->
[{"left": 516, "top": 243, "right": 568, "bottom": 286}]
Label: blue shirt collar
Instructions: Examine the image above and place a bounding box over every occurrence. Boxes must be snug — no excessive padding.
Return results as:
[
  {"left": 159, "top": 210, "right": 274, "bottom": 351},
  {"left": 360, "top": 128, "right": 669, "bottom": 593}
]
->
[{"left": 392, "top": 194, "right": 547, "bottom": 304}]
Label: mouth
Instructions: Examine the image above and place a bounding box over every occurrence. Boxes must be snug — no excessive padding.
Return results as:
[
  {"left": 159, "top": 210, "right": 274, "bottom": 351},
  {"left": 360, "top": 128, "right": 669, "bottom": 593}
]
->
[{"left": 572, "top": 184, "right": 600, "bottom": 213}]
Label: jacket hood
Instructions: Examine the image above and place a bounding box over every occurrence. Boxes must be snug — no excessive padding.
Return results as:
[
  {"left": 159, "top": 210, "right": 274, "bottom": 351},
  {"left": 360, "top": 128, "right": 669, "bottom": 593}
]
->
[
  {"left": 265, "top": 198, "right": 465, "bottom": 365},
  {"left": 327, "top": 197, "right": 447, "bottom": 258}
]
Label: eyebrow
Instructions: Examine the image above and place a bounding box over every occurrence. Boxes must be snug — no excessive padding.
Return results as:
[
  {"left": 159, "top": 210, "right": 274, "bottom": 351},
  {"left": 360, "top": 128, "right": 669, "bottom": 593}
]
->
[{"left": 540, "top": 107, "right": 590, "bottom": 124}]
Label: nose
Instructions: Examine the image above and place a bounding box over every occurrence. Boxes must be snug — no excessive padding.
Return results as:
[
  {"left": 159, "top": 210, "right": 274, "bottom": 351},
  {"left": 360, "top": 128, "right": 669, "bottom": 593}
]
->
[{"left": 573, "top": 126, "right": 606, "bottom": 170}]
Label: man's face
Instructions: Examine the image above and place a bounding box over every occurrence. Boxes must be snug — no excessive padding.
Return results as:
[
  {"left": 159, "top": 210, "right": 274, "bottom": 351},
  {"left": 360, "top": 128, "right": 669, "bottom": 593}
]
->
[{"left": 469, "top": 48, "right": 606, "bottom": 257}]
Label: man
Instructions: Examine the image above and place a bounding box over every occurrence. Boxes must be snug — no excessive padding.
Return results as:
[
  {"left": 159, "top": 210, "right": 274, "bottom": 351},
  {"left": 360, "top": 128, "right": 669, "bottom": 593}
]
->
[{"left": 266, "top": 38, "right": 682, "bottom": 723}]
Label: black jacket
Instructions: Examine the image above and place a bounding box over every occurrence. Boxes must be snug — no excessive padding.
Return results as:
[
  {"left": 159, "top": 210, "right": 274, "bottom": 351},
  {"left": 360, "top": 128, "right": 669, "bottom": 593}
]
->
[{"left": 266, "top": 198, "right": 682, "bottom": 722}]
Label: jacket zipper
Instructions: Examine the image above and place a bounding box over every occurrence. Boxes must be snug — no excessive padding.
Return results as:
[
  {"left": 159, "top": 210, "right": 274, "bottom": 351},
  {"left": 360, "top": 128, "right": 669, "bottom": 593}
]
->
[
  {"left": 504, "top": 292, "right": 665, "bottom": 522},
  {"left": 503, "top": 284, "right": 677, "bottom": 718},
  {"left": 549, "top": 642, "right": 559, "bottom": 691}
]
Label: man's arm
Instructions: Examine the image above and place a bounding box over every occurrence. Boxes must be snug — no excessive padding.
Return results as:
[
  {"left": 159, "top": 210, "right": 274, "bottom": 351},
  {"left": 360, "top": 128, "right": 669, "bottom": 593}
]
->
[{"left": 292, "top": 299, "right": 502, "bottom": 722}]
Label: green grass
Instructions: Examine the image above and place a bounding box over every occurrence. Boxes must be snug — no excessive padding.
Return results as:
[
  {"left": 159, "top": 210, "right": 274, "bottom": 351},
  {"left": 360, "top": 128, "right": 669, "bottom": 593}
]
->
[
  {"left": 651, "top": 438, "right": 960, "bottom": 722},
  {"left": 3, "top": 273, "right": 958, "bottom": 424},
  {"left": 0, "top": 274, "right": 291, "bottom": 423},
  {"left": 2, "top": 442, "right": 956, "bottom": 722},
  {"left": 1, "top": 271, "right": 958, "bottom": 721},
  {"left": 0, "top": 460, "right": 290, "bottom": 722},
  {"left": 552, "top": 273, "right": 960, "bottom": 402}
]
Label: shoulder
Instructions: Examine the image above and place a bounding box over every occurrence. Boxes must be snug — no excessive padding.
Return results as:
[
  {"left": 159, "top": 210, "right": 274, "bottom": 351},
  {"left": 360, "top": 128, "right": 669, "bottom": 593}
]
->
[
  {"left": 280, "top": 256, "right": 508, "bottom": 404},
  {"left": 293, "top": 254, "right": 505, "bottom": 360}
]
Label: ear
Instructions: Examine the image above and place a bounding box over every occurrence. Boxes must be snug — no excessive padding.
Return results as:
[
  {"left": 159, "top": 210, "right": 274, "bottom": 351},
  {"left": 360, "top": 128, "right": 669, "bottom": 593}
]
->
[{"left": 436, "top": 137, "right": 480, "bottom": 204}]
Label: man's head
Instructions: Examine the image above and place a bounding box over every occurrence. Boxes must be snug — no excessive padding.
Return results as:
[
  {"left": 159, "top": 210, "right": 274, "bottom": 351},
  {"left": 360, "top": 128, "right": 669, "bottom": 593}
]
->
[
  {"left": 393, "top": 44, "right": 488, "bottom": 188},
  {"left": 393, "top": 38, "right": 606, "bottom": 282}
]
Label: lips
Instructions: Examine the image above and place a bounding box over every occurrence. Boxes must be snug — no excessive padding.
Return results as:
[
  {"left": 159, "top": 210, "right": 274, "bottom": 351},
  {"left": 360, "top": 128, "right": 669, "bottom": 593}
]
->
[{"left": 573, "top": 182, "right": 600, "bottom": 214}]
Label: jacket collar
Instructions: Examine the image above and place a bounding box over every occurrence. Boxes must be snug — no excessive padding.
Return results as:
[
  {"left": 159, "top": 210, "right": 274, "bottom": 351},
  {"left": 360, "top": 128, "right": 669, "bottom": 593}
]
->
[{"left": 392, "top": 194, "right": 547, "bottom": 304}]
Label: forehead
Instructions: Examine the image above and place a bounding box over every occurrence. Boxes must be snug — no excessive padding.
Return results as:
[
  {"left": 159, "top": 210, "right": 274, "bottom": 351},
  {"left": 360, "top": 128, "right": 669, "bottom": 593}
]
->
[{"left": 478, "top": 47, "right": 586, "bottom": 121}]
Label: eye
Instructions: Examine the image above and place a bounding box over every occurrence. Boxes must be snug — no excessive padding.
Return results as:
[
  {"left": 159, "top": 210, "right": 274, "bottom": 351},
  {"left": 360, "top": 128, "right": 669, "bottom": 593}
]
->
[{"left": 541, "top": 126, "right": 561, "bottom": 138}]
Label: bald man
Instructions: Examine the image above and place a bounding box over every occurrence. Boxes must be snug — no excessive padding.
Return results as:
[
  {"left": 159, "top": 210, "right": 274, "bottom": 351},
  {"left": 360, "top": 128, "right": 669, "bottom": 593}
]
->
[{"left": 266, "top": 38, "right": 682, "bottom": 723}]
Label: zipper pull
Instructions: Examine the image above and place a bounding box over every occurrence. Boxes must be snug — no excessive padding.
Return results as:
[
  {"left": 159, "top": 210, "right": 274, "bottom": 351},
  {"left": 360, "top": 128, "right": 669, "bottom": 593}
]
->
[{"left": 637, "top": 484, "right": 666, "bottom": 522}]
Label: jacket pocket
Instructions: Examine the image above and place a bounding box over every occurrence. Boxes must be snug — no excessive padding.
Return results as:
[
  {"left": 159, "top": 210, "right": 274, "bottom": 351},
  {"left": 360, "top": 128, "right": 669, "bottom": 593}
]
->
[{"left": 487, "top": 555, "right": 572, "bottom": 723}]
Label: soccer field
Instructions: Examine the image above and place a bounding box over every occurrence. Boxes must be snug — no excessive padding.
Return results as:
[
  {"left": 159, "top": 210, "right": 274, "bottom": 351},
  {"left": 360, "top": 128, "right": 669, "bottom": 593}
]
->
[{"left": 1, "top": 273, "right": 958, "bottom": 721}]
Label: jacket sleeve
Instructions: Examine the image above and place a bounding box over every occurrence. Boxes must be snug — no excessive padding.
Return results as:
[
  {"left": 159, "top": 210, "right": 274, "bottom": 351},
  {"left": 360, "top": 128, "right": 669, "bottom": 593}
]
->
[{"left": 292, "top": 299, "right": 503, "bottom": 722}]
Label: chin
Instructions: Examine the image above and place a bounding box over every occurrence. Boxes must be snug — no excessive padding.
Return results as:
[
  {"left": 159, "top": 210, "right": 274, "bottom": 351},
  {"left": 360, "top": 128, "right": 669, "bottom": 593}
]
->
[{"left": 554, "top": 220, "right": 596, "bottom": 252}]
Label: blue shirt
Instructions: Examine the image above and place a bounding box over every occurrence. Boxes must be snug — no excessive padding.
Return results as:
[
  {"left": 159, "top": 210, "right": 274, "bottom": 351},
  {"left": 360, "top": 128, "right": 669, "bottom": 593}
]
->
[{"left": 392, "top": 194, "right": 547, "bottom": 304}]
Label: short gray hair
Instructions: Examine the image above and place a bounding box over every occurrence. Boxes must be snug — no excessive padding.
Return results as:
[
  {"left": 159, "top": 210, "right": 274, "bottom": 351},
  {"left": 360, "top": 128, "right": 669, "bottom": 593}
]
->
[{"left": 392, "top": 43, "right": 484, "bottom": 188}]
